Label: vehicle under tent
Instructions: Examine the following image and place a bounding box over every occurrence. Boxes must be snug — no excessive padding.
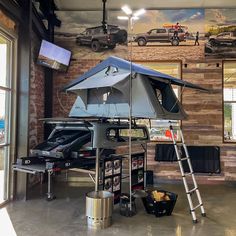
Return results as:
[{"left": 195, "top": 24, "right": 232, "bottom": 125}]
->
[{"left": 13, "top": 56, "right": 207, "bottom": 222}]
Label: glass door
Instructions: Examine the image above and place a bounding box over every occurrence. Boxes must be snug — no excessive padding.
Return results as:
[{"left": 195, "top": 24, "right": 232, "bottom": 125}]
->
[{"left": 0, "top": 32, "right": 12, "bottom": 205}]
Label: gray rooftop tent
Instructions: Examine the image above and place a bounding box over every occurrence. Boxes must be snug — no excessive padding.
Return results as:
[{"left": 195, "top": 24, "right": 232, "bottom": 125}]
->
[{"left": 64, "top": 56, "right": 206, "bottom": 120}]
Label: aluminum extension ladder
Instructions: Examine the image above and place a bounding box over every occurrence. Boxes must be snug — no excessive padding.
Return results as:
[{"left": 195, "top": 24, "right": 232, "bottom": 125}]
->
[{"left": 169, "top": 122, "right": 206, "bottom": 223}]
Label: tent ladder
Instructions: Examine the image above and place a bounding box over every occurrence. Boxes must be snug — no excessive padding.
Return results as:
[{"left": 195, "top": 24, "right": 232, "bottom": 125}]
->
[{"left": 169, "top": 122, "right": 206, "bottom": 223}]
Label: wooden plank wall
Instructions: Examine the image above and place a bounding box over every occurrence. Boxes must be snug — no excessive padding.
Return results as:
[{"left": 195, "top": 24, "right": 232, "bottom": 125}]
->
[{"left": 146, "top": 60, "right": 236, "bottom": 183}]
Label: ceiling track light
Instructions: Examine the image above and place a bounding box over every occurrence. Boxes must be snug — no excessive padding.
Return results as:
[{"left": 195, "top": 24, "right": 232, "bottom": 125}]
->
[
  {"left": 119, "top": 5, "right": 145, "bottom": 21},
  {"left": 121, "top": 5, "right": 132, "bottom": 15},
  {"left": 133, "top": 8, "right": 146, "bottom": 17},
  {"left": 117, "top": 16, "right": 129, "bottom": 20}
]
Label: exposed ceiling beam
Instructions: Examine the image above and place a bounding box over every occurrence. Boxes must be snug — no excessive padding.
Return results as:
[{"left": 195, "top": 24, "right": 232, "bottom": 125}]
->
[
  {"left": 0, "top": 0, "right": 21, "bottom": 21},
  {"left": 54, "top": 0, "right": 236, "bottom": 11}
]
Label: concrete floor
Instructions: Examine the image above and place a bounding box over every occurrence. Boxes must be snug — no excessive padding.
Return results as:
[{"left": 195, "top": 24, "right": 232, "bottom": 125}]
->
[{"left": 0, "top": 180, "right": 236, "bottom": 236}]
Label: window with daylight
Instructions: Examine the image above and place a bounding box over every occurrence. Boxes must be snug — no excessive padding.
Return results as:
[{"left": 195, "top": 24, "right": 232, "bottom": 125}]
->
[
  {"left": 136, "top": 61, "right": 182, "bottom": 141},
  {"left": 224, "top": 61, "right": 236, "bottom": 142},
  {"left": 0, "top": 30, "right": 16, "bottom": 204}
]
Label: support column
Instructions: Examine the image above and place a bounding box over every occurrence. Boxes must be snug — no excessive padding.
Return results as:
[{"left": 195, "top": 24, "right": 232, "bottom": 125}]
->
[
  {"left": 15, "top": 0, "right": 32, "bottom": 200},
  {"left": 44, "top": 0, "right": 54, "bottom": 139}
]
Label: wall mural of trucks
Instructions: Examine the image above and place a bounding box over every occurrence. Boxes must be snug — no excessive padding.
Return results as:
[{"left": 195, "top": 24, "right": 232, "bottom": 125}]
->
[{"left": 54, "top": 8, "right": 236, "bottom": 59}]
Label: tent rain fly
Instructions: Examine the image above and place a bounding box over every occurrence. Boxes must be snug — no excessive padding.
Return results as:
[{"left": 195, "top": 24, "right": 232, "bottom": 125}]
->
[{"left": 65, "top": 56, "right": 207, "bottom": 120}]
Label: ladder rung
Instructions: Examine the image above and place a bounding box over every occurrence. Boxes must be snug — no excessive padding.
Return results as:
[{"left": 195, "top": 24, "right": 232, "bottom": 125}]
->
[
  {"left": 192, "top": 203, "right": 203, "bottom": 211},
  {"left": 187, "top": 187, "right": 198, "bottom": 194},
  {"left": 121, "top": 175, "right": 130, "bottom": 179},
  {"left": 177, "top": 144, "right": 184, "bottom": 147},
  {"left": 178, "top": 157, "right": 188, "bottom": 162},
  {"left": 185, "top": 172, "right": 193, "bottom": 176}
]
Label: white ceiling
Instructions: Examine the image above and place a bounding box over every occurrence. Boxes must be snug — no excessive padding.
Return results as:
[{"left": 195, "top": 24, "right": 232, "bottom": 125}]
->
[{"left": 54, "top": 0, "right": 236, "bottom": 11}]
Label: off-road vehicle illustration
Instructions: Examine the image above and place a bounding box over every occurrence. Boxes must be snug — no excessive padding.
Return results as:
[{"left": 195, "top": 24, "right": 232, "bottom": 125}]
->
[
  {"left": 134, "top": 28, "right": 186, "bottom": 46},
  {"left": 208, "top": 32, "right": 236, "bottom": 47},
  {"left": 76, "top": 25, "right": 127, "bottom": 52}
]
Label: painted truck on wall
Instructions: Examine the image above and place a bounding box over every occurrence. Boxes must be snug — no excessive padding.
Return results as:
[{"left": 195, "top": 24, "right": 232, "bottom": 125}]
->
[
  {"left": 205, "top": 9, "right": 236, "bottom": 58},
  {"left": 75, "top": 25, "right": 127, "bottom": 52},
  {"left": 134, "top": 27, "right": 187, "bottom": 46}
]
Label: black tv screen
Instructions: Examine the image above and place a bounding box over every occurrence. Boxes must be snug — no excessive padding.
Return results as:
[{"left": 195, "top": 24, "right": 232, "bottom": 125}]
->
[{"left": 37, "top": 40, "right": 71, "bottom": 72}]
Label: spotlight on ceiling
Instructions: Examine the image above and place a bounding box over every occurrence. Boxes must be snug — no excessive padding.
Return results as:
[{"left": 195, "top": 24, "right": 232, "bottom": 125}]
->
[
  {"left": 119, "top": 5, "right": 145, "bottom": 20},
  {"left": 117, "top": 16, "right": 129, "bottom": 20},
  {"left": 121, "top": 5, "right": 132, "bottom": 15},
  {"left": 133, "top": 8, "right": 146, "bottom": 17}
]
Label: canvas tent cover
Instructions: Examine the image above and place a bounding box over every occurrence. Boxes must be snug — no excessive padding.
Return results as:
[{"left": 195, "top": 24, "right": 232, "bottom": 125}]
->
[{"left": 64, "top": 56, "right": 206, "bottom": 120}]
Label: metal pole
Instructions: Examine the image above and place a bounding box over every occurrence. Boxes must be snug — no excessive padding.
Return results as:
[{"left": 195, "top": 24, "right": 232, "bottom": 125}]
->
[
  {"left": 128, "top": 15, "right": 133, "bottom": 212},
  {"left": 48, "top": 171, "right": 52, "bottom": 195},
  {"left": 143, "top": 143, "right": 147, "bottom": 189},
  {"left": 95, "top": 148, "right": 100, "bottom": 192},
  {"left": 102, "top": 0, "right": 107, "bottom": 34},
  {"left": 46, "top": 170, "right": 55, "bottom": 200}
]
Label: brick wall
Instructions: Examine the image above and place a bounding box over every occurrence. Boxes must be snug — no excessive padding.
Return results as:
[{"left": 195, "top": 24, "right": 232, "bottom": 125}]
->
[
  {"left": 52, "top": 47, "right": 236, "bottom": 183},
  {"left": 29, "top": 32, "right": 45, "bottom": 149},
  {"left": 53, "top": 59, "right": 100, "bottom": 117}
]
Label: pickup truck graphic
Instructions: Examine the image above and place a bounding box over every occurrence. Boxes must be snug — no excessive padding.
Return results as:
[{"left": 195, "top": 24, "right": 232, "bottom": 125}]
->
[
  {"left": 134, "top": 28, "right": 186, "bottom": 46},
  {"left": 76, "top": 25, "right": 127, "bottom": 52},
  {"left": 209, "top": 32, "right": 236, "bottom": 47}
]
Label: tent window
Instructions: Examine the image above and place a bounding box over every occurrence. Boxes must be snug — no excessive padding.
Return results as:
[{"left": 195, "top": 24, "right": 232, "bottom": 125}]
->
[
  {"left": 103, "top": 92, "right": 110, "bottom": 103},
  {"left": 136, "top": 61, "right": 181, "bottom": 141},
  {"left": 155, "top": 87, "right": 179, "bottom": 106},
  {"left": 153, "top": 83, "right": 180, "bottom": 113},
  {"left": 223, "top": 61, "right": 236, "bottom": 142}
]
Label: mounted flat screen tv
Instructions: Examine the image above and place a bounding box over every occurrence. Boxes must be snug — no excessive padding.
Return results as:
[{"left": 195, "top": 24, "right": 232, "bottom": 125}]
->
[{"left": 37, "top": 40, "right": 71, "bottom": 72}]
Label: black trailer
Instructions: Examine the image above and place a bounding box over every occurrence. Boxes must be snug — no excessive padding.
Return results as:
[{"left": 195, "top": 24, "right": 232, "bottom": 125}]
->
[{"left": 13, "top": 118, "right": 149, "bottom": 200}]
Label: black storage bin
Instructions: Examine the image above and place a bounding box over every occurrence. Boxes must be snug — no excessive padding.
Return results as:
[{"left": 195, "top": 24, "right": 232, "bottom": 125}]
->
[{"left": 142, "top": 190, "right": 178, "bottom": 217}]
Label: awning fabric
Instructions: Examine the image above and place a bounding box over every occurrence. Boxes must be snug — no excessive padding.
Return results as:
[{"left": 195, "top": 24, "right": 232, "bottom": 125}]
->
[
  {"left": 67, "top": 72, "right": 130, "bottom": 91},
  {"left": 63, "top": 56, "right": 208, "bottom": 92}
]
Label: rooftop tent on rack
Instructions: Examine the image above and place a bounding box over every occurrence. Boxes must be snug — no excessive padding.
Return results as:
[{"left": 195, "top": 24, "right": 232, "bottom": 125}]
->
[{"left": 64, "top": 56, "right": 207, "bottom": 120}]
